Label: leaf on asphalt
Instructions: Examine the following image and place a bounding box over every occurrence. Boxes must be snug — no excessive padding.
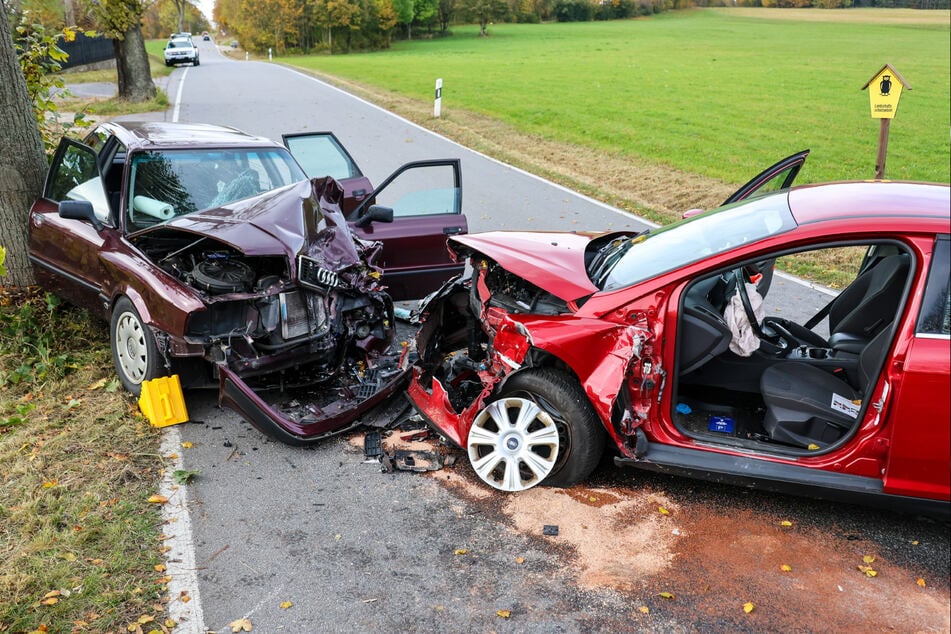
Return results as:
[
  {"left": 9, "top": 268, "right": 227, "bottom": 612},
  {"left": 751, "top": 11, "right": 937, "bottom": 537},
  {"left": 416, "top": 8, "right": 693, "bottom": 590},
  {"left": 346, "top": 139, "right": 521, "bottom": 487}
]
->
[
  {"left": 334, "top": 534, "right": 341, "bottom": 541},
  {"left": 917, "top": 578, "right": 926, "bottom": 587},
  {"left": 147, "top": 495, "right": 169, "bottom": 504},
  {"left": 857, "top": 565, "right": 878, "bottom": 577},
  {"left": 862, "top": 555, "right": 875, "bottom": 564},
  {"left": 166, "top": 453, "right": 180, "bottom": 460},
  {"left": 181, "top": 441, "right": 193, "bottom": 448},
  {"left": 280, "top": 601, "right": 293, "bottom": 609},
  {"left": 454, "top": 548, "right": 467, "bottom": 555},
  {"left": 515, "top": 557, "right": 525, "bottom": 564},
  {"left": 496, "top": 610, "right": 511, "bottom": 619},
  {"left": 658, "top": 592, "right": 675, "bottom": 600},
  {"left": 658, "top": 507, "right": 670, "bottom": 515},
  {"left": 911, "top": 540, "right": 919, "bottom": 545},
  {"left": 588, "top": 495, "right": 598, "bottom": 502},
  {"left": 173, "top": 469, "right": 200, "bottom": 485},
  {"left": 179, "top": 591, "right": 191, "bottom": 603},
  {"left": 780, "top": 520, "right": 793, "bottom": 527},
  {"left": 780, "top": 564, "right": 792, "bottom": 572},
  {"left": 743, "top": 602, "right": 755, "bottom": 614},
  {"left": 637, "top": 606, "right": 650, "bottom": 614},
  {"left": 229, "top": 618, "right": 253, "bottom": 632}
]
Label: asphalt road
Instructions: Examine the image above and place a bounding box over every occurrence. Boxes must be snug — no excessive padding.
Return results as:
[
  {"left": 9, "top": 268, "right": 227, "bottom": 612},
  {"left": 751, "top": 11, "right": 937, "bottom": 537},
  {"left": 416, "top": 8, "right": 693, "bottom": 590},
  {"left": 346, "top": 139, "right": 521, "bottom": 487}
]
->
[{"left": 146, "top": 40, "right": 949, "bottom": 633}]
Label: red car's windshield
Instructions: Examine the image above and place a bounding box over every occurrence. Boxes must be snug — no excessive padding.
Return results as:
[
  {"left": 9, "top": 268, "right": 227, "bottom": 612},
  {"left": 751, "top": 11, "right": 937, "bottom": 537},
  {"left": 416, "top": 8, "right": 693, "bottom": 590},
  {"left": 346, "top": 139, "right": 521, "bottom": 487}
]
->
[{"left": 600, "top": 194, "right": 797, "bottom": 291}]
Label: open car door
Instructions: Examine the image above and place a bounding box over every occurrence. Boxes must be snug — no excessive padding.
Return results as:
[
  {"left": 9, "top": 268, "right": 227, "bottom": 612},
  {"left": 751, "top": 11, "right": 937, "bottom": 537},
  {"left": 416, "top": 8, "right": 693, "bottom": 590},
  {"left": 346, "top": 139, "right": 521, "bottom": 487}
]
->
[
  {"left": 723, "top": 149, "right": 810, "bottom": 205},
  {"left": 283, "top": 132, "right": 372, "bottom": 214},
  {"left": 351, "top": 159, "right": 467, "bottom": 301},
  {"left": 284, "top": 133, "right": 468, "bottom": 300}
]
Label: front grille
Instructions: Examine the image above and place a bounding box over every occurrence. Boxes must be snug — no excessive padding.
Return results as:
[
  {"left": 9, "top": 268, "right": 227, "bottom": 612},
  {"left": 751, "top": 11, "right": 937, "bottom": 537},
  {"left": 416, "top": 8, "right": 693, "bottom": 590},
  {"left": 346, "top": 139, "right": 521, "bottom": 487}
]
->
[{"left": 299, "top": 255, "right": 340, "bottom": 290}]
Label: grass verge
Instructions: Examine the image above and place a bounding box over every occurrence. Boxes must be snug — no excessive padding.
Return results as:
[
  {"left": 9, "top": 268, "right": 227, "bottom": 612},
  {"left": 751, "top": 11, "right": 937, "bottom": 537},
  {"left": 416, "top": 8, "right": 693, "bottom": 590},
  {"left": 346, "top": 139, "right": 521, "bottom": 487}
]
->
[{"left": 0, "top": 290, "right": 173, "bottom": 633}]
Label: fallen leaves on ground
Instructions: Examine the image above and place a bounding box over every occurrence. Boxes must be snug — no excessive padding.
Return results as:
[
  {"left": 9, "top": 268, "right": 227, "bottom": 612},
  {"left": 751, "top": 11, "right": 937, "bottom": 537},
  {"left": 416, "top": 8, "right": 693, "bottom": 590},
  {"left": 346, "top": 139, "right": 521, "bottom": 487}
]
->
[
  {"left": 147, "top": 494, "right": 169, "bottom": 504},
  {"left": 496, "top": 610, "right": 511, "bottom": 618},
  {"left": 743, "top": 602, "right": 755, "bottom": 613},
  {"left": 229, "top": 618, "right": 253, "bottom": 632},
  {"left": 658, "top": 592, "right": 675, "bottom": 600}
]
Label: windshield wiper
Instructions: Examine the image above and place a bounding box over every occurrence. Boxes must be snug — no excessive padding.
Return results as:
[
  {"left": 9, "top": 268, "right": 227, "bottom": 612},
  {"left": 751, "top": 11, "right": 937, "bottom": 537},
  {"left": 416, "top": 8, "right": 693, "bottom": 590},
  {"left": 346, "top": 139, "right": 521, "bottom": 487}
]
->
[{"left": 589, "top": 231, "right": 648, "bottom": 286}]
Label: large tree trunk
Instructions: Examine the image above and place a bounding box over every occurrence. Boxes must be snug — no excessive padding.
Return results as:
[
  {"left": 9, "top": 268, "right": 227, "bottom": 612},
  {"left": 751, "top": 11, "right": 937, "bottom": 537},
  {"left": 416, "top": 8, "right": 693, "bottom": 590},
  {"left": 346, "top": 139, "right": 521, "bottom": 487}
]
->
[
  {"left": 114, "top": 24, "right": 156, "bottom": 102},
  {"left": 0, "top": 1, "right": 46, "bottom": 288}
]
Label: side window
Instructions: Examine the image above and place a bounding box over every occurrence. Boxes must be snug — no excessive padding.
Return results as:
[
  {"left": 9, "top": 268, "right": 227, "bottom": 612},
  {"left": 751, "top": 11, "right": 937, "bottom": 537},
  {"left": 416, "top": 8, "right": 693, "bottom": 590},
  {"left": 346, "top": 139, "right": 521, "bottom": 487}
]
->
[
  {"left": 46, "top": 140, "right": 109, "bottom": 222},
  {"left": 917, "top": 237, "right": 950, "bottom": 336},
  {"left": 374, "top": 163, "right": 460, "bottom": 218}
]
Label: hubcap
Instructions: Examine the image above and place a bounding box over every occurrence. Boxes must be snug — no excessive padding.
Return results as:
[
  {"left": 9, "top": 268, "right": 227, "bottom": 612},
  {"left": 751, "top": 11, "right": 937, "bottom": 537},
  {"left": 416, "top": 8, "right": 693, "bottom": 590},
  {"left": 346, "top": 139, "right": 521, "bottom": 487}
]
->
[
  {"left": 467, "top": 397, "right": 560, "bottom": 492},
  {"left": 115, "top": 312, "right": 148, "bottom": 384}
]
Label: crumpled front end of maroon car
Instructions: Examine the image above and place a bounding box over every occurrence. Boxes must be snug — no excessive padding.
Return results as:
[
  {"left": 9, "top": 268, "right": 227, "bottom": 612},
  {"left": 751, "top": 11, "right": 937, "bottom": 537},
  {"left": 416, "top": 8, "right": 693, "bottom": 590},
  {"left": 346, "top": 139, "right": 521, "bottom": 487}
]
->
[{"left": 134, "top": 177, "right": 409, "bottom": 444}]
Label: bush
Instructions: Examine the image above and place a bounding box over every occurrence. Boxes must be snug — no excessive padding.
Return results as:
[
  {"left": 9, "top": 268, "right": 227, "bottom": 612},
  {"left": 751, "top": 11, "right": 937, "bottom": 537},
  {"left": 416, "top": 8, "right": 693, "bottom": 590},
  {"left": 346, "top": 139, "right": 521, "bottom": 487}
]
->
[{"left": 554, "top": 0, "right": 593, "bottom": 21}]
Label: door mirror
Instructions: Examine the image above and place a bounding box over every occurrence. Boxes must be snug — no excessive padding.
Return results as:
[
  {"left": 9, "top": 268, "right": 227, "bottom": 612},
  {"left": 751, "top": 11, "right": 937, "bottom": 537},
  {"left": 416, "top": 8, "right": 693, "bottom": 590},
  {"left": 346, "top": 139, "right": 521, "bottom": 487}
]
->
[
  {"left": 59, "top": 200, "right": 104, "bottom": 232},
  {"left": 354, "top": 204, "right": 394, "bottom": 227}
]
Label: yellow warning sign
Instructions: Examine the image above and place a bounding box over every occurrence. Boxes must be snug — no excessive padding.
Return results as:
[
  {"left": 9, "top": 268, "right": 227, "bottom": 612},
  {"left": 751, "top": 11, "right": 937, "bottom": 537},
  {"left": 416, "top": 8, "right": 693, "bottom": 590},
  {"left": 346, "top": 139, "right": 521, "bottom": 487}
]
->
[{"left": 862, "top": 64, "right": 910, "bottom": 120}]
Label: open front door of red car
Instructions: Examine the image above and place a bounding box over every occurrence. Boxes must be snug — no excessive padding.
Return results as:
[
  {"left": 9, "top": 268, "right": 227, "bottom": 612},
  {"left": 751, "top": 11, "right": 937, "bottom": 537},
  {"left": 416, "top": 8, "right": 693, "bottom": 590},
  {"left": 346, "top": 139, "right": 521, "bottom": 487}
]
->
[{"left": 722, "top": 149, "right": 810, "bottom": 205}]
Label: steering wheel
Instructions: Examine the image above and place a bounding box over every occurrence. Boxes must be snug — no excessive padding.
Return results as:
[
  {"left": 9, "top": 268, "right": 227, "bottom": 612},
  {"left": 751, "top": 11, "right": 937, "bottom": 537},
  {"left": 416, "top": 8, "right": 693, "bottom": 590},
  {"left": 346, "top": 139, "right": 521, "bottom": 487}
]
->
[{"left": 733, "top": 269, "right": 788, "bottom": 350}]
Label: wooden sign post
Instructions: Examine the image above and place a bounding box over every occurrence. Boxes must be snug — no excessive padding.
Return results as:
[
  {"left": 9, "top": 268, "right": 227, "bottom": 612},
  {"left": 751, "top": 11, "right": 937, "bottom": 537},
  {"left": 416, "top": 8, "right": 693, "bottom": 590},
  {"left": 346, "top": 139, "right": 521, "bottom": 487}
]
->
[{"left": 862, "top": 64, "right": 910, "bottom": 180}]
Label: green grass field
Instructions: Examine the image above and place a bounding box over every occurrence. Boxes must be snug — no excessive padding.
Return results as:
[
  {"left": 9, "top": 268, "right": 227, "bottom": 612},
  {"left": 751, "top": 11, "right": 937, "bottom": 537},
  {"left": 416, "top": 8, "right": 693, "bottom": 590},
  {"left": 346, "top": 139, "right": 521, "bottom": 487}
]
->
[{"left": 284, "top": 9, "right": 950, "bottom": 186}]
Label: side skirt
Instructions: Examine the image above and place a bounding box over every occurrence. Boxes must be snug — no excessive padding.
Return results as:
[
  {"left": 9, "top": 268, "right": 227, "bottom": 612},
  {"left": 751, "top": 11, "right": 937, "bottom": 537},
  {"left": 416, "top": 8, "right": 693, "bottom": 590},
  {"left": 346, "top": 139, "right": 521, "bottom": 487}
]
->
[{"left": 616, "top": 443, "right": 950, "bottom": 519}]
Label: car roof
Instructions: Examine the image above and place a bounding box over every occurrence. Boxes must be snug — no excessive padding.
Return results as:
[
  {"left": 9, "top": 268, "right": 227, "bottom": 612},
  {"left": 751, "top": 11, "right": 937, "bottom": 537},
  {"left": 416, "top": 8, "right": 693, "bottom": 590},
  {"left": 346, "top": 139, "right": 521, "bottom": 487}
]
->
[
  {"left": 95, "top": 121, "right": 283, "bottom": 152},
  {"left": 787, "top": 181, "right": 950, "bottom": 227}
]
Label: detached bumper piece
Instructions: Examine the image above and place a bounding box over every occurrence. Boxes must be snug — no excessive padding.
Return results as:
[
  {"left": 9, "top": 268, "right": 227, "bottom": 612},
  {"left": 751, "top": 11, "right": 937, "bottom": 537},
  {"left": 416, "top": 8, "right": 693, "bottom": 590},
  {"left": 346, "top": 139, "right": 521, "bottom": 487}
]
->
[{"left": 218, "top": 359, "right": 408, "bottom": 445}]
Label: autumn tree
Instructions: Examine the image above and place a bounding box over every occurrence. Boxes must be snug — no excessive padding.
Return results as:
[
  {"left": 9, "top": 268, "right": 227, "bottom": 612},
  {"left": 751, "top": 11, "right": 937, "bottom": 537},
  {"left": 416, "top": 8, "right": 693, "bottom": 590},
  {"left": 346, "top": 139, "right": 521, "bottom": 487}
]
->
[
  {"left": 460, "top": 0, "right": 508, "bottom": 35},
  {"left": 0, "top": 0, "right": 46, "bottom": 287},
  {"left": 84, "top": 0, "right": 156, "bottom": 102}
]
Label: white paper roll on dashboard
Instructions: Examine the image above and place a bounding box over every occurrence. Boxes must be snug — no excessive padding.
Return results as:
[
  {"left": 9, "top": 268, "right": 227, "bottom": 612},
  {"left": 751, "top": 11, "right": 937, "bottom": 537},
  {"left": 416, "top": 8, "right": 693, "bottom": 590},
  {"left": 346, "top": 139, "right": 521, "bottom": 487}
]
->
[{"left": 133, "top": 195, "right": 175, "bottom": 220}]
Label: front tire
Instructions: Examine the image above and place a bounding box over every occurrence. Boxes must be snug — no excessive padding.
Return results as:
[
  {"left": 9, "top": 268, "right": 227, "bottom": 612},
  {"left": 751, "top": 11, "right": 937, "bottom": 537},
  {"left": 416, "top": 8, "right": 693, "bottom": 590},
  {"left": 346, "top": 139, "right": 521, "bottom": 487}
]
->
[
  {"left": 110, "top": 297, "right": 162, "bottom": 396},
  {"left": 466, "top": 368, "right": 605, "bottom": 491}
]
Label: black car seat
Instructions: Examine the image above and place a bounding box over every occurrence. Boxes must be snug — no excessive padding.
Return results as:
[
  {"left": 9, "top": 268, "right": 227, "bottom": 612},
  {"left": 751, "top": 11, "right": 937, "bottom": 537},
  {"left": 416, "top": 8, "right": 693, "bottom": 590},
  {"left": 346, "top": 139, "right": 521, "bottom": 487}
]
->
[
  {"left": 763, "top": 251, "right": 909, "bottom": 354},
  {"left": 759, "top": 324, "right": 893, "bottom": 448}
]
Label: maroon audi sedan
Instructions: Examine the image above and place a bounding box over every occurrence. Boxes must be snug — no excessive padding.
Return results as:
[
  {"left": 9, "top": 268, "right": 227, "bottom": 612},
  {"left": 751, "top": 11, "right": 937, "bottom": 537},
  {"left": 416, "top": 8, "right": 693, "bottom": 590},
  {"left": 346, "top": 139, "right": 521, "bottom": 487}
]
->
[{"left": 29, "top": 121, "right": 467, "bottom": 444}]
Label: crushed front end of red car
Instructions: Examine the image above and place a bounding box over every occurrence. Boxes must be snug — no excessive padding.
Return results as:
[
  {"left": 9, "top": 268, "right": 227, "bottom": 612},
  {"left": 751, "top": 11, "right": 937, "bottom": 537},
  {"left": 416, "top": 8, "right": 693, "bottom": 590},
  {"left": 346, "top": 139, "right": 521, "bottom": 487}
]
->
[{"left": 406, "top": 232, "right": 666, "bottom": 489}]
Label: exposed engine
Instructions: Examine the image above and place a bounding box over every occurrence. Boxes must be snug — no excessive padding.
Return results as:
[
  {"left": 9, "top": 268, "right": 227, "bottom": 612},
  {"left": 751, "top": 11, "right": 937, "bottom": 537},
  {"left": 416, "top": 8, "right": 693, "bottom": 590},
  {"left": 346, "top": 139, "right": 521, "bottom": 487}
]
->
[
  {"left": 136, "top": 230, "right": 392, "bottom": 385},
  {"left": 480, "top": 259, "right": 568, "bottom": 316}
]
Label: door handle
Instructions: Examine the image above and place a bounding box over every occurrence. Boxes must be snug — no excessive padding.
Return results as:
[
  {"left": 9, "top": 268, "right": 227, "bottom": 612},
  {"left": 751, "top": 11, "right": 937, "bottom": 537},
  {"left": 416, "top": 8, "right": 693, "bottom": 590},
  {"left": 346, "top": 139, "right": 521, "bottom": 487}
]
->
[{"left": 443, "top": 226, "right": 464, "bottom": 235}]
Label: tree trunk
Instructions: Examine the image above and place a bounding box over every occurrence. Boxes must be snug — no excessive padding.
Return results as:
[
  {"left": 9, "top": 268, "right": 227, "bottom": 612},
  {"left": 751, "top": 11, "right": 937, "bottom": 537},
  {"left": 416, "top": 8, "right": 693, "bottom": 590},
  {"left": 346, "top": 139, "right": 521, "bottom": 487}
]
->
[
  {"left": 0, "top": 1, "right": 46, "bottom": 288},
  {"left": 114, "top": 24, "right": 156, "bottom": 102}
]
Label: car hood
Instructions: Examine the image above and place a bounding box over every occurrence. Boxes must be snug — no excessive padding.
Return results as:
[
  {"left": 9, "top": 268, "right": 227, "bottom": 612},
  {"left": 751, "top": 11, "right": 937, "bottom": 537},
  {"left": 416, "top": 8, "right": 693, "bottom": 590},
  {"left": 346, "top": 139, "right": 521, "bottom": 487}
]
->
[
  {"left": 451, "top": 231, "right": 599, "bottom": 302},
  {"left": 137, "top": 177, "right": 367, "bottom": 271}
]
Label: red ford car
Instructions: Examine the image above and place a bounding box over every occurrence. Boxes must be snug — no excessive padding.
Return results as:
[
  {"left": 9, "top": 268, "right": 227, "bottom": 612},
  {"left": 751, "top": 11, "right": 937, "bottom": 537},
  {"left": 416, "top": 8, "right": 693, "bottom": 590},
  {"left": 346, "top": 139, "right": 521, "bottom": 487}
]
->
[
  {"left": 28, "top": 121, "right": 466, "bottom": 443},
  {"left": 407, "top": 154, "right": 950, "bottom": 516}
]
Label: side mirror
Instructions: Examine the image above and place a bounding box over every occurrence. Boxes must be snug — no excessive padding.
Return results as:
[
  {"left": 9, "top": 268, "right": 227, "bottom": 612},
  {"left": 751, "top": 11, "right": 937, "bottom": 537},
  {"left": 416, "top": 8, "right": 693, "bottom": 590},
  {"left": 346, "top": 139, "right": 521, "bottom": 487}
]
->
[
  {"left": 59, "top": 200, "right": 104, "bottom": 232},
  {"left": 354, "top": 204, "right": 394, "bottom": 228}
]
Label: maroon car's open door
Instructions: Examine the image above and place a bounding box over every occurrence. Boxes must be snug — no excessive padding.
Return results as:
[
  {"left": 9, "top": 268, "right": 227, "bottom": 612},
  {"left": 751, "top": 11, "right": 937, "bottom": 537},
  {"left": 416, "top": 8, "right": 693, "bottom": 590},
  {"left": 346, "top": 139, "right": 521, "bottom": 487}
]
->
[
  {"left": 282, "top": 132, "right": 372, "bottom": 214},
  {"left": 284, "top": 133, "right": 468, "bottom": 300},
  {"left": 350, "top": 159, "right": 467, "bottom": 300}
]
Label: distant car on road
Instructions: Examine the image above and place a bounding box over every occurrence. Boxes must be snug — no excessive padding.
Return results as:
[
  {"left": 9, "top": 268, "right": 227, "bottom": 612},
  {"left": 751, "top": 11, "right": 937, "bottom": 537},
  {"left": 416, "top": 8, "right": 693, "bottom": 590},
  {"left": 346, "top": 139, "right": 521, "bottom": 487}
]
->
[
  {"left": 28, "top": 121, "right": 467, "bottom": 443},
  {"left": 164, "top": 37, "right": 199, "bottom": 66},
  {"left": 202, "top": 32, "right": 210, "bottom": 41}
]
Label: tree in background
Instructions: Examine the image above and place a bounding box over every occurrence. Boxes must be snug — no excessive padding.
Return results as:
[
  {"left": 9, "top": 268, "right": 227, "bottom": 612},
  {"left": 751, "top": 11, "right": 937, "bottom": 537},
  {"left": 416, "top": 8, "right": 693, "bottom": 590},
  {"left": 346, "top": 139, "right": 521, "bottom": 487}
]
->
[
  {"left": 0, "top": 0, "right": 46, "bottom": 287},
  {"left": 82, "top": 0, "right": 155, "bottom": 101},
  {"left": 460, "top": 0, "right": 508, "bottom": 34}
]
